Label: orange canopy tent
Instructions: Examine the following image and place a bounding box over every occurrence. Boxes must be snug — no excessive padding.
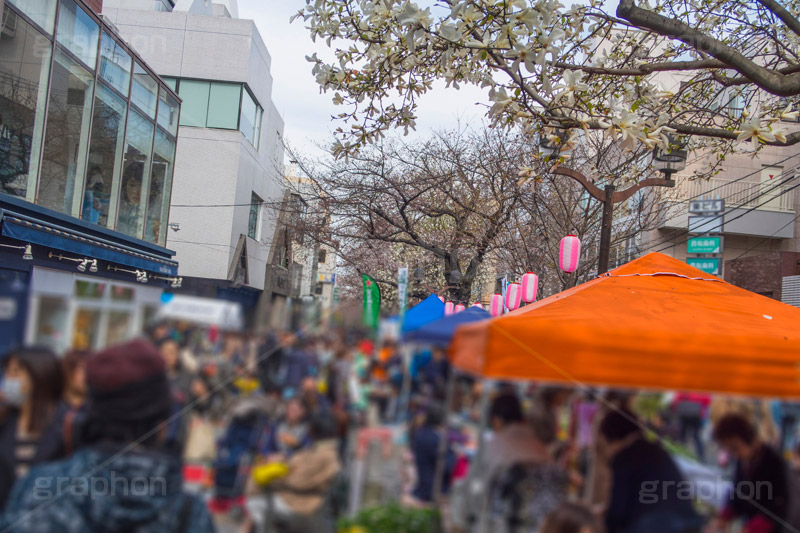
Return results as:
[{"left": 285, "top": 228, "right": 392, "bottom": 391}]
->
[{"left": 450, "top": 252, "right": 800, "bottom": 398}]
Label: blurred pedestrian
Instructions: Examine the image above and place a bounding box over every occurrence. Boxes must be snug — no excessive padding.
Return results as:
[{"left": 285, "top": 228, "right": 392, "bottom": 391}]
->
[
  {"left": 672, "top": 392, "right": 710, "bottom": 462},
  {"left": 411, "top": 405, "right": 454, "bottom": 504},
  {"left": 61, "top": 350, "right": 89, "bottom": 411},
  {"left": 542, "top": 502, "right": 600, "bottom": 533},
  {"left": 0, "top": 347, "right": 67, "bottom": 507},
  {"left": 265, "top": 397, "right": 309, "bottom": 456},
  {"left": 708, "top": 414, "right": 790, "bottom": 532},
  {"left": 248, "top": 413, "right": 341, "bottom": 533},
  {"left": 483, "top": 393, "right": 550, "bottom": 479},
  {"left": 300, "top": 376, "right": 331, "bottom": 415},
  {"left": 0, "top": 339, "right": 214, "bottom": 532},
  {"left": 601, "top": 409, "right": 703, "bottom": 533}
]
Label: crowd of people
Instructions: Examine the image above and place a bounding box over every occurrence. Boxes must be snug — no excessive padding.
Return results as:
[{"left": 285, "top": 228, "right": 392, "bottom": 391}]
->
[{"left": 0, "top": 323, "right": 797, "bottom": 532}]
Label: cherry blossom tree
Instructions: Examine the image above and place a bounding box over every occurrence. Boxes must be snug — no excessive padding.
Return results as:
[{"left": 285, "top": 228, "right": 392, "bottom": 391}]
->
[
  {"left": 293, "top": 0, "right": 800, "bottom": 169},
  {"left": 286, "top": 126, "right": 670, "bottom": 305}
]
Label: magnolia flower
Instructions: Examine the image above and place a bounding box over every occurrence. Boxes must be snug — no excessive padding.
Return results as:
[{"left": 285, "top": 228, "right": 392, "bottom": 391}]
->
[
  {"left": 736, "top": 115, "right": 775, "bottom": 148},
  {"left": 553, "top": 70, "right": 588, "bottom": 105},
  {"left": 780, "top": 104, "right": 799, "bottom": 121}
]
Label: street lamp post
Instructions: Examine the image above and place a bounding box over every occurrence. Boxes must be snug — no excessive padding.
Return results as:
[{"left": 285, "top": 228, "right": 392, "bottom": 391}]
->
[{"left": 540, "top": 133, "right": 686, "bottom": 274}]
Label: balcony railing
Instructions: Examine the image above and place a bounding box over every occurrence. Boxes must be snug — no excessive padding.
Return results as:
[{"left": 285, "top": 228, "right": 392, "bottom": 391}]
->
[{"left": 664, "top": 176, "right": 797, "bottom": 213}]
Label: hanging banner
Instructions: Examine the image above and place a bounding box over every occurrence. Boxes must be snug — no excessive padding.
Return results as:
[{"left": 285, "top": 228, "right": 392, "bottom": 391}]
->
[
  {"left": 398, "top": 266, "right": 409, "bottom": 324},
  {"left": 362, "top": 274, "right": 381, "bottom": 330},
  {"left": 500, "top": 276, "right": 509, "bottom": 312}
]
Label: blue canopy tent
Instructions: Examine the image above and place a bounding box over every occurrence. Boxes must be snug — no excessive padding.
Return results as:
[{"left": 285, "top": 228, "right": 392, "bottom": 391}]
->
[
  {"left": 400, "top": 293, "right": 445, "bottom": 334},
  {"left": 404, "top": 306, "right": 490, "bottom": 347}
]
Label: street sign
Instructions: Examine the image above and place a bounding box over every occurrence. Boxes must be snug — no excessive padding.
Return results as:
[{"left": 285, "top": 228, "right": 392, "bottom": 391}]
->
[
  {"left": 689, "top": 198, "right": 724, "bottom": 214},
  {"left": 688, "top": 215, "right": 724, "bottom": 234},
  {"left": 687, "top": 236, "right": 723, "bottom": 254},
  {"left": 687, "top": 257, "right": 721, "bottom": 276}
]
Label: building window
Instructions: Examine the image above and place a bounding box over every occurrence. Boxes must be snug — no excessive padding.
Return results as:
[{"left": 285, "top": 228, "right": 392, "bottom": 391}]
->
[
  {"left": 172, "top": 77, "right": 262, "bottom": 147},
  {"left": 39, "top": 49, "right": 95, "bottom": 216},
  {"left": 318, "top": 249, "right": 327, "bottom": 264},
  {"left": 98, "top": 31, "right": 132, "bottom": 96},
  {"left": 116, "top": 109, "right": 154, "bottom": 239},
  {"left": 240, "top": 87, "right": 262, "bottom": 148},
  {"left": 207, "top": 82, "right": 240, "bottom": 129},
  {"left": 157, "top": 86, "right": 179, "bottom": 136},
  {"left": 177, "top": 79, "right": 209, "bottom": 127},
  {"left": 145, "top": 130, "right": 175, "bottom": 245},
  {"left": 248, "top": 192, "right": 262, "bottom": 239},
  {"left": 82, "top": 83, "right": 127, "bottom": 228},
  {"left": 131, "top": 62, "right": 158, "bottom": 119},
  {"left": 55, "top": 0, "right": 99, "bottom": 68},
  {"left": 7, "top": 0, "right": 58, "bottom": 34},
  {"left": 0, "top": 11, "right": 51, "bottom": 201}
]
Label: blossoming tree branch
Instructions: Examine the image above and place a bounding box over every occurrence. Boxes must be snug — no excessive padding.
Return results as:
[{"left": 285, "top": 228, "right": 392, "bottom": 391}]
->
[{"left": 293, "top": 0, "right": 800, "bottom": 164}]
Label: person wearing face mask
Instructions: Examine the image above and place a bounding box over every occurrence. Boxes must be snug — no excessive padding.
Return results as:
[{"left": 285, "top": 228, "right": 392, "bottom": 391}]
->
[{"left": 0, "top": 347, "right": 67, "bottom": 507}]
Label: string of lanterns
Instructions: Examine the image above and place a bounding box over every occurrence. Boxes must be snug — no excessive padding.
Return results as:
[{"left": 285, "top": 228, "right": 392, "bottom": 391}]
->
[{"left": 440, "top": 234, "right": 582, "bottom": 317}]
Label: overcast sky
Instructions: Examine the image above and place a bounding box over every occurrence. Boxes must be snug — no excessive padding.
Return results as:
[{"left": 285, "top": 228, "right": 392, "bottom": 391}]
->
[{"left": 238, "top": 0, "right": 488, "bottom": 158}]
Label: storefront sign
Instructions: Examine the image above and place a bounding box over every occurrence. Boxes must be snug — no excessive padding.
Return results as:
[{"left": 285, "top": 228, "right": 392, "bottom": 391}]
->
[
  {"left": 687, "top": 257, "right": 721, "bottom": 276},
  {"left": 689, "top": 198, "right": 724, "bottom": 214},
  {"left": 687, "top": 236, "right": 723, "bottom": 254}
]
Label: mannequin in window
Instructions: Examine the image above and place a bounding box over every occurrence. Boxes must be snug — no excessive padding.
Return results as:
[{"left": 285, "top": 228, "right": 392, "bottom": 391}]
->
[{"left": 117, "top": 162, "right": 144, "bottom": 236}]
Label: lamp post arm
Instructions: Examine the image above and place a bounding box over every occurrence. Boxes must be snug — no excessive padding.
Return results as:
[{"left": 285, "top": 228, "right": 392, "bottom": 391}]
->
[
  {"left": 611, "top": 178, "right": 676, "bottom": 203},
  {"left": 552, "top": 166, "right": 606, "bottom": 202}
]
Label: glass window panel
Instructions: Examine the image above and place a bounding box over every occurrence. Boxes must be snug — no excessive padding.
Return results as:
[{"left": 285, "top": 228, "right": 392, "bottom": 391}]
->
[
  {"left": 98, "top": 31, "right": 131, "bottom": 96},
  {"left": 248, "top": 192, "right": 261, "bottom": 239},
  {"left": 239, "top": 87, "right": 256, "bottom": 143},
  {"left": 82, "top": 83, "right": 127, "bottom": 228},
  {"left": 177, "top": 79, "right": 209, "bottom": 127},
  {"left": 254, "top": 106, "right": 262, "bottom": 149},
  {"left": 110, "top": 285, "right": 134, "bottom": 301},
  {"left": 72, "top": 307, "right": 101, "bottom": 350},
  {"left": 163, "top": 77, "right": 177, "bottom": 91},
  {"left": 0, "top": 14, "right": 51, "bottom": 200},
  {"left": 105, "top": 310, "right": 132, "bottom": 345},
  {"left": 39, "top": 49, "right": 94, "bottom": 216},
  {"left": 207, "top": 82, "right": 240, "bottom": 129},
  {"left": 7, "top": 0, "right": 58, "bottom": 34},
  {"left": 75, "top": 279, "right": 105, "bottom": 298},
  {"left": 157, "top": 86, "right": 179, "bottom": 136},
  {"left": 34, "top": 296, "right": 69, "bottom": 352},
  {"left": 145, "top": 129, "right": 174, "bottom": 245},
  {"left": 55, "top": 0, "right": 99, "bottom": 68},
  {"left": 117, "top": 109, "right": 154, "bottom": 239},
  {"left": 131, "top": 62, "right": 158, "bottom": 118}
]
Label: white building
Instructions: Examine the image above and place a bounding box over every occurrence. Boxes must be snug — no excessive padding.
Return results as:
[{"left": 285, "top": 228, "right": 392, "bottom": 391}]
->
[{"left": 102, "top": 0, "right": 286, "bottom": 319}]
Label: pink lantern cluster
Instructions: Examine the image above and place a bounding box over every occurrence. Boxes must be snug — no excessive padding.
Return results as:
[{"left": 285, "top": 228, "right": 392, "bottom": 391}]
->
[{"left": 559, "top": 235, "right": 581, "bottom": 273}]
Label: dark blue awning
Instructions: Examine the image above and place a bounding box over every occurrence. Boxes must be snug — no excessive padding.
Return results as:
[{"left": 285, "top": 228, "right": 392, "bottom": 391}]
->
[{"left": 2, "top": 215, "right": 178, "bottom": 276}]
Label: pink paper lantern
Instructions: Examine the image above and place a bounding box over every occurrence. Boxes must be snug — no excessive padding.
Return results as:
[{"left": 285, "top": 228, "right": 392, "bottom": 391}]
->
[
  {"left": 438, "top": 295, "right": 445, "bottom": 302},
  {"left": 521, "top": 272, "right": 538, "bottom": 303},
  {"left": 472, "top": 302, "right": 483, "bottom": 309},
  {"left": 444, "top": 301, "right": 455, "bottom": 315},
  {"left": 490, "top": 294, "right": 504, "bottom": 317},
  {"left": 559, "top": 235, "right": 581, "bottom": 273},
  {"left": 454, "top": 303, "right": 465, "bottom": 313},
  {"left": 505, "top": 282, "right": 522, "bottom": 311}
]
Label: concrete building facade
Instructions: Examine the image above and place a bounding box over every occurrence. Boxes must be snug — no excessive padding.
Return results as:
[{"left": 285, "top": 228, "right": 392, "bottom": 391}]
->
[{"left": 102, "top": 0, "right": 285, "bottom": 319}]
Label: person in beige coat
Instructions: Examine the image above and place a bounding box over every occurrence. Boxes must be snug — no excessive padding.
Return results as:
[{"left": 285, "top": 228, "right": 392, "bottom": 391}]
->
[{"left": 246, "top": 413, "right": 341, "bottom": 533}]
